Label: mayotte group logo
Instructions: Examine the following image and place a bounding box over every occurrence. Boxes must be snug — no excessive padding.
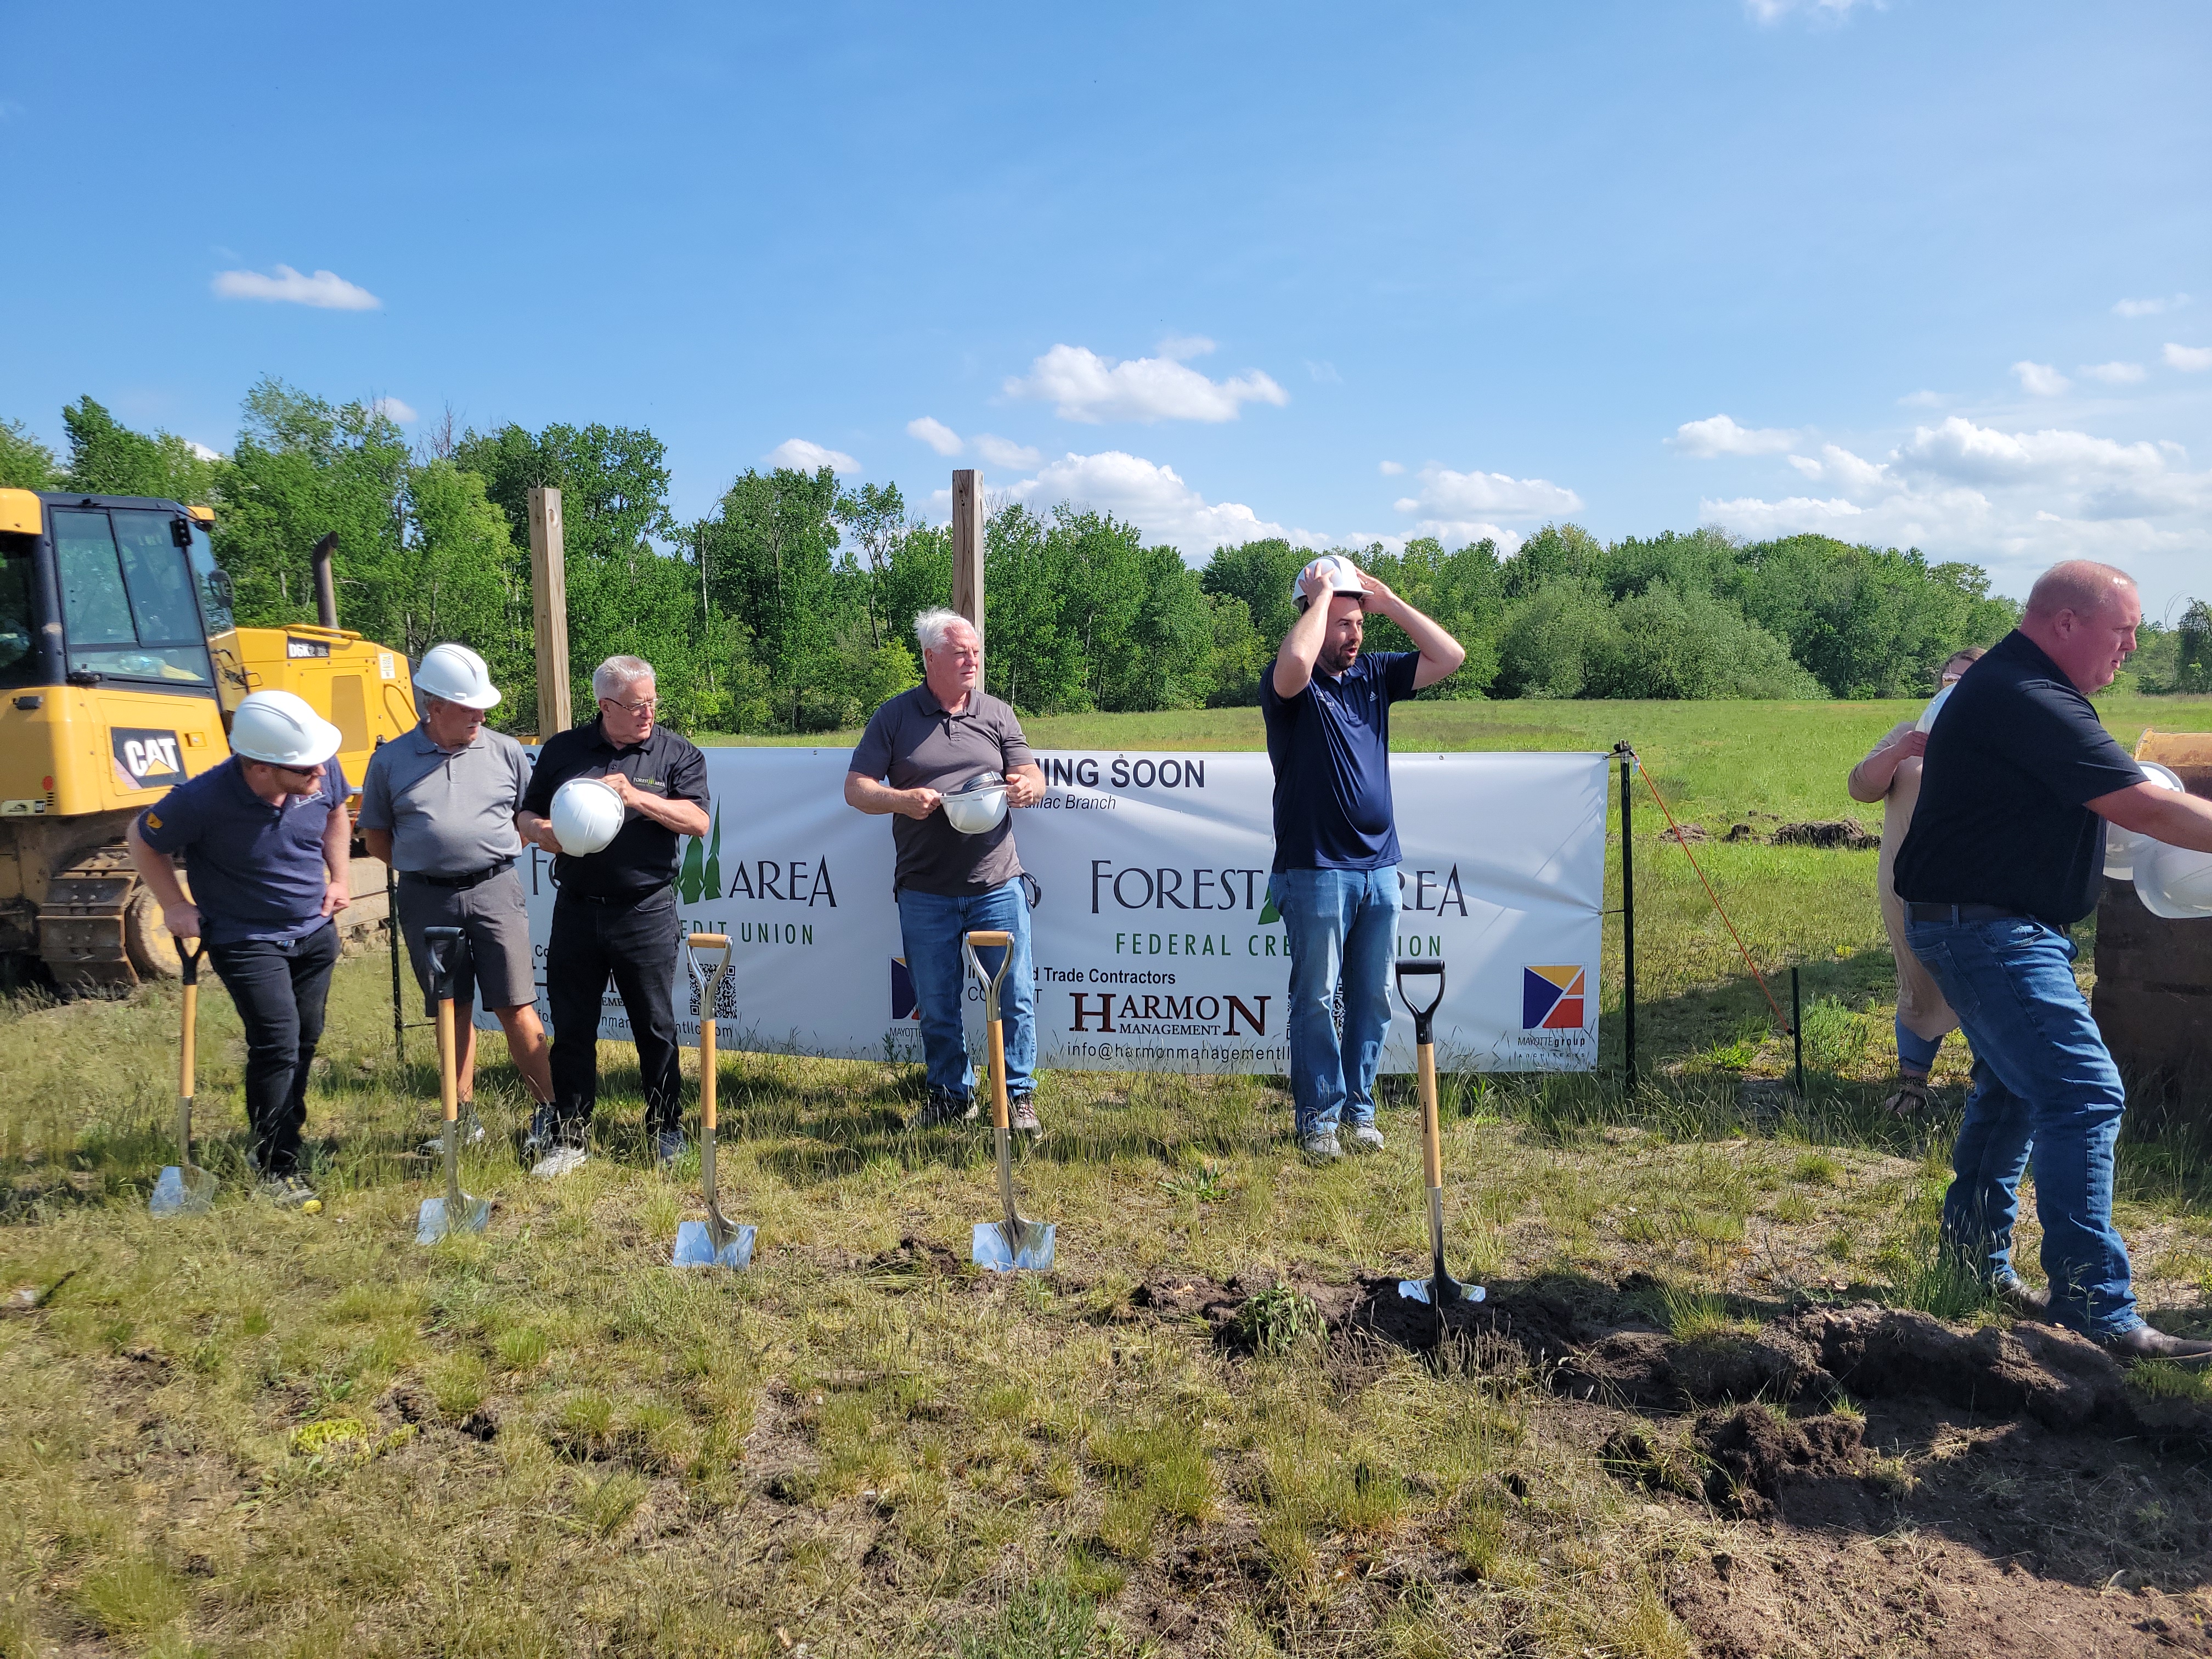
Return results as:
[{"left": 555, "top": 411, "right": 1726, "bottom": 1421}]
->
[{"left": 1522, "top": 964, "right": 1589, "bottom": 1030}]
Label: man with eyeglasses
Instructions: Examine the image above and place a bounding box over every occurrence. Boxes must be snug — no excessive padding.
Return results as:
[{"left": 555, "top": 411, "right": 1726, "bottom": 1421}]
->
[
  {"left": 516, "top": 654, "right": 709, "bottom": 1176},
  {"left": 126, "top": 690, "right": 355, "bottom": 1210}
]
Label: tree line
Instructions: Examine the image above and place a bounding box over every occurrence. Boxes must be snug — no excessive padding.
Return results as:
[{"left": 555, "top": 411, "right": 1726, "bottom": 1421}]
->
[{"left": 6, "top": 385, "right": 2205, "bottom": 733}]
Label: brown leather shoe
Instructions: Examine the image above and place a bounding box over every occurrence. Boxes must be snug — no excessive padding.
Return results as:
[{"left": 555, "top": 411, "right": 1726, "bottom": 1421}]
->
[
  {"left": 2098, "top": 1325, "right": 2212, "bottom": 1364},
  {"left": 1880, "top": 1075, "right": 1931, "bottom": 1117},
  {"left": 1995, "top": 1280, "right": 2050, "bottom": 1318}
]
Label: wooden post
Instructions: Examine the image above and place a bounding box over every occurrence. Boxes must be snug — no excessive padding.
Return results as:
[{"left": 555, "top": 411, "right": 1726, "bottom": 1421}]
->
[
  {"left": 951, "top": 469, "right": 985, "bottom": 642},
  {"left": 527, "top": 486, "right": 571, "bottom": 740}
]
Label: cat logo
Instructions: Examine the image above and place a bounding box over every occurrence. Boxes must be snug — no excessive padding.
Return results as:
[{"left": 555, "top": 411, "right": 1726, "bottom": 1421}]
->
[{"left": 110, "top": 728, "right": 186, "bottom": 792}]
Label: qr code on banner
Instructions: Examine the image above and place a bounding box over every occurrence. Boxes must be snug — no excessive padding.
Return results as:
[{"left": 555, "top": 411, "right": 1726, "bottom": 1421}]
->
[{"left": 689, "top": 974, "right": 740, "bottom": 1022}]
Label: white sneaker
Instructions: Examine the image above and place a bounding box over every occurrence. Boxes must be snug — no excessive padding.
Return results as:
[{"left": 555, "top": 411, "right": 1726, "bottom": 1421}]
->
[
  {"left": 1300, "top": 1132, "right": 1342, "bottom": 1164},
  {"left": 1345, "top": 1122, "right": 1385, "bottom": 1154},
  {"left": 531, "top": 1144, "right": 590, "bottom": 1180}
]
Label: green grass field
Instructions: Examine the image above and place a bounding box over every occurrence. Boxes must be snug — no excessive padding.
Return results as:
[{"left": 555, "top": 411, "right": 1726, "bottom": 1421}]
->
[{"left": 4, "top": 696, "right": 2211, "bottom": 1658}]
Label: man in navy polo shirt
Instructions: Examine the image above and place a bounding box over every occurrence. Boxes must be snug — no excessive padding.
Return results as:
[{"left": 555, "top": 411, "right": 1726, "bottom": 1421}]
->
[
  {"left": 1261, "top": 555, "right": 1466, "bottom": 1161},
  {"left": 1898, "top": 560, "right": 2212, "bottom": 1361},
  {"left": 126, "top": 690, "right": 356, "bottom": 1209}
]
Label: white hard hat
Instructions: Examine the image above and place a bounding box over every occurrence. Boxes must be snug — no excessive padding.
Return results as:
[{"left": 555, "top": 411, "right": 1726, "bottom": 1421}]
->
[
  {"left": 414, "top": 642, "right": 501, "bottom": 710},
  {"left": 2103, "top": 761, "right": 2185, "bottom": 882},
  {"left": 1915, "top": 682, "right": 1954, "bottom": 735},
  {"left": 231, "top": 689, "right": 344, "bottom": 768},
  {"left": 550, "top": 776, "right": 625, "bottom": 856},
  {"left": 2134, "top": 837, "right": 2212, "bottom": 920},
  {"left": 943, "top": 770, "right": 1008, "bottom": 836},
  {"left": 1292, "top": 554, "right": 1367, "bottom": 611}
]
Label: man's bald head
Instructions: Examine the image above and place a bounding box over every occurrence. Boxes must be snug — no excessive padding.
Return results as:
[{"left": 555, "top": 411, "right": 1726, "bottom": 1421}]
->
[
  {"left": 2018, "top": 560, "right": 2142, "bottom": 694},
  {"left": 2025, "top": 561, "right": 2136, "bottom": 624}
]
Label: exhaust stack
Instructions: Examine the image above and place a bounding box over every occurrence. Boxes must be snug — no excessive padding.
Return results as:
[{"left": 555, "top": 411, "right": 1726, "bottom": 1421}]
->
[{"left": 311, "top": 533, "right": 339, "bottom": 629}]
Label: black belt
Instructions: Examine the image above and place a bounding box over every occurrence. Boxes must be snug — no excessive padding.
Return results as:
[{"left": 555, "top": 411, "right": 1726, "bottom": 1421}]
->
[
  {"left": 568, "top": 883, "right": 671, "bottom": 906},
  {"left": 1905, "top": 901, "right": 2026, "bottom": 924},
  {"left": 402, "top": 858, "right": 515, "bottom": 890}
]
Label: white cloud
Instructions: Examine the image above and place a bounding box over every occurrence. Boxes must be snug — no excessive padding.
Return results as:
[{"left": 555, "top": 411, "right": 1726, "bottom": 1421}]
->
[
  {"left": 1785, "top": 444, "right": 1889, "bottom": 496},
  {"left": 211, "top": 264, "right": 380, "bottom": 310},
  {"left": 1003, "top": 450, "right": 1296, "bottom": 555},
  {"left": 1378, "top": 461, "right": 1405, "bottom": 476},
  {"left": 2115, "top": 294, "right": 2191, "bottom": 318},
  {"left": 1745, "top": 0, "right": 1881, "bottom": 21},
  {"left": 766, "top": 438, "right": 860, "bottom": 474},
  {"left": 906, "top": 416, "right": 962, "bottom": 456},
  {"left": 2012, "top": 360, "right": 2070, "bottom": 397},
  {"left": 1897, "top": 390, "right": 1948, "bottom": 409},
  {"left": 1699, "top": 410, "right": 2212, "bottom": 612},
  {"left": 1305, "top": 360, "right": 1342, "bottom": 383},
  {"left": 1400, "top": 519, "right": 1526, "bottom": 553},
  {"left": 2164, "top": 342, "right": 2212, "bottom": 373},
  {"left": 1393, "top": 462, "right": 1582, "bottom": 520},
  {"left": 188, "top": 441, "right": 224, "bottom": 462},
  {"left": 1668, "top": 414, "right": 1802, "bottom": 457},
  {"left": 974, "top": 435, "right": 1042, "bottom": 470},
  {"left": 1156, "top": 335, "right": 1216, "bottom": 361},
  {"left": 1004, "top": 343, "right": 1289, "bottom": 424},
  {"left": 371, "top": 395, "right": 417, "bottom": 424},
  {"left": 2078, "top": 361, "right": 2146, "bottom": 385}
]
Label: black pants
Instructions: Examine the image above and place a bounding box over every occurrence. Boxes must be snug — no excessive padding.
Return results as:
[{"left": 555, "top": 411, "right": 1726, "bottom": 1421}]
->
[
  {"left": 206, "top": 921, "right": 341, "bottom": 1177},
  {"left": 547, "top": 885, "right": 682, "bottom": 1137}
]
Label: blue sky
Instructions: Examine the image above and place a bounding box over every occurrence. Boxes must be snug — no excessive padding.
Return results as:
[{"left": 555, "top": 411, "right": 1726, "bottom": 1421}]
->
[{"left": 5, "top": 1, "right": 2208, "bottom": 615}]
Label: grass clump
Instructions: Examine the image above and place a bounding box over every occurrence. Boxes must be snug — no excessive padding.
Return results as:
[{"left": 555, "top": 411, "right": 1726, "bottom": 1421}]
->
[
  {"left": 960, "top": 1577, "right": 1097, "bottom": 1659},
  {"left": 1227, "top": 1284, "right": 1324, "bottom": 1356},
  {"left": 74, "top": 1557, "right": 189, "bottom": 1639}
]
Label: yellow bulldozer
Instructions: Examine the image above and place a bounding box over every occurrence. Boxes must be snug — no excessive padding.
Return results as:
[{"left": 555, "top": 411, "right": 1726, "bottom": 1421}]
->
[{"left": 0, "top": 487, "right": 417, "bottom": 989}]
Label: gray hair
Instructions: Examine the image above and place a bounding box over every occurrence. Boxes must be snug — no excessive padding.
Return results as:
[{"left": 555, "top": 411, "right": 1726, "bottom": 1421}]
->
[
  {"left": 592, "top": 654, "right": 656, "bottom": 701},
  {"left": 913, "top": 608, "right": 978, "bottom": 656}
]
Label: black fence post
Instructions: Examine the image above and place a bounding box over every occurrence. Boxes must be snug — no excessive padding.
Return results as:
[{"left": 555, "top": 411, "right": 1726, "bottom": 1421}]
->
[
  {"left": 388, "top": 861, "right": 405, "bottom": 1069},
  {"left": 1791, "top": 966, "right": 1805, "bottom": 1099},
  {"left": 1615, "top": 742, "right": 1637, "bottom": 1092}
]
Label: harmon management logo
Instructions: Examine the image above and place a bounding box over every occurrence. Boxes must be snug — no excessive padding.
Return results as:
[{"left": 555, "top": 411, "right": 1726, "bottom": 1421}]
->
[{"left": 1521, "top": 965, "right": 1589, "bottom": 1030}]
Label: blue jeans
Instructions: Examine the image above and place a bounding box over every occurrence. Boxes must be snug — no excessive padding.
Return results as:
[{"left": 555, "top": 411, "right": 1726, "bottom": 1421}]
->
[
  {"left": 1896, "top": 1017, "right": 1944, "bottom": 1075},
  {"left": 1272, "top": 866, "right": 1402, "bottom": 1138},
  {"left": 896, "top": 879, "right": 1035, "bottom": 1103},
  {"left": 1905, "top": 912, "right": 2137, "bottom": 1337}
]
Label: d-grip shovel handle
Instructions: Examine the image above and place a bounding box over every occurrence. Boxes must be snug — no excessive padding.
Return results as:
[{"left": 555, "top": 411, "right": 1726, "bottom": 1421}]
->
[
  {"left": 423, "top": 928, "right": 464, "bottom": 1127},
  {"left": 1395, "top": 960, "right": 1447, "bottom": 1189},
  {"left": 963, "top": 931, "right": 1015, "bottom": 1132},
  {"left": 687, "top": 934, "right": 732, "bottom": 1134},
  {"left": 175, "top": 936, "right": 207, "bottom": 1102}
]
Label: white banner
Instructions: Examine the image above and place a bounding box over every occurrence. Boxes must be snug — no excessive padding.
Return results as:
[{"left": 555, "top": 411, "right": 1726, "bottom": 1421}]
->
[{"left": 500, "top": 747, "right": 1609, "bottom": 1074}]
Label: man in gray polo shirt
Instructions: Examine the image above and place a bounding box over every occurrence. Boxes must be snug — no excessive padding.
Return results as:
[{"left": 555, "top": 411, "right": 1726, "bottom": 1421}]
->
[
  {"left": 846, "top": 608, "right": 1046, "bottom": 1130},
  {"left": 359, "top": 643, "right": 552, "bottom": 1144}
]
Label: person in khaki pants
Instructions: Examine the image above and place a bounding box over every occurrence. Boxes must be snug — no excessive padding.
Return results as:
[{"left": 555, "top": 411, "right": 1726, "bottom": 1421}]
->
[
  {"left": 358, "top": 643, "right": 552, "bottom": 1150},
  {"left": 1847, "top": 646, "right": 1983, "bottom": 1116}
]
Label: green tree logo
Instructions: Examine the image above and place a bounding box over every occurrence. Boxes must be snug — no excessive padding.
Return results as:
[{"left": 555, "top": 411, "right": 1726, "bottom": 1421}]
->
[{"left": 678, "top": 806, "right": 724, "bottom": 905}]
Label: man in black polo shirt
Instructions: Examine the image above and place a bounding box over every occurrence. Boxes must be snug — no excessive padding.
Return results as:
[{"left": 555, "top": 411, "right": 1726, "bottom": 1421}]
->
[
  {"left": 517, "top": 654, "right": 710, "bottom": 1177},
  {"left": 1897, "top": 560, "right": 2212, "bottom": 1359}
]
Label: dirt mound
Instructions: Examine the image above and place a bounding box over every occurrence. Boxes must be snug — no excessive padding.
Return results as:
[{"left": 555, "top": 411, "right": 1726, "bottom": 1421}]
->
[
  {"left": 1343, "top": 1274, "right": 1605, "bottom": 1366},
  {"left": 1565, "top": 1302, "right": 2212, "bottom": 1444},
  {"left": 1692, "top": 1404, "right": 1865, "bottom": 1518},
  {"left": 862, "top": 1234, "right": 968, "bottom": 1278},
  {"left": 1771, "top": 817, "right": 1881, "bottom": 850}
]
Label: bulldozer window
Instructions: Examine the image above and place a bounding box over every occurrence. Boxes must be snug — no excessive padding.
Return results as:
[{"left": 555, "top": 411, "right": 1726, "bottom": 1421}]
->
[
  {"left": 0, "top": 537, "right": 35, "bottom": 681},
  {"left": 52, "top": 509, "right": 213, "bottom": 686}
]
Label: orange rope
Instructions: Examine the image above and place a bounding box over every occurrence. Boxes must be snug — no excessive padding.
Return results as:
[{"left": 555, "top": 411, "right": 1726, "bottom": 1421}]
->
[{"left": 1629, "top": 751, "right": 1793, "bottom": 1036}]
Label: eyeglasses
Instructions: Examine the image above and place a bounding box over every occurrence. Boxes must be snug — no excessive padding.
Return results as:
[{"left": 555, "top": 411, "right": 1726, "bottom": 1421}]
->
[{"left": 601, "top": 697, "right": 658, "bottom": 715}]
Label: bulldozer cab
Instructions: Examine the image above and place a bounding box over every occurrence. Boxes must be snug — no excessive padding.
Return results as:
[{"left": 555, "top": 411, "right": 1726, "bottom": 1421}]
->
[{"left": 0, "top": 488, "right": 415, "bottom": 989}]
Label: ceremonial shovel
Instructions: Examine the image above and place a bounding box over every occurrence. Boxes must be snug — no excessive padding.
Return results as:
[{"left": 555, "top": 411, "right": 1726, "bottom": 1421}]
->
[
  {"left": 673, "top": 933, "right": 754, "bottom": 1269},
  {"left": 150, "top": 936, "right": 216, "bottom": 1217},
  {"left": 964, "top": 929, "right": 1054, "bottom": 1272},
  {"left": 415, "top": 928, "right": 491, "bottom": 1244},
  {"left": 1394, "top": 960, "right": 1483, "bottom": 1313}
]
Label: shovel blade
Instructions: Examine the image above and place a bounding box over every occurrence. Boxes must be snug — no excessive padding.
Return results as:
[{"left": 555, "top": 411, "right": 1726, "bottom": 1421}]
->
[
  {"left": 972, "top": 1218, "right": 1056, "bottom": 1273},
  {"left": 1397, "top": 1277, "right": 1486, "bottom": 1306},
  {"left": 673, "top": 1219, "right": 755, "bottom": 1269},
  {"left": 416, "top": 1193, "right": 490, "bottom": 1245},
  {"left": 150, "top": 1166, "right": 215, "bottom": 1217}
]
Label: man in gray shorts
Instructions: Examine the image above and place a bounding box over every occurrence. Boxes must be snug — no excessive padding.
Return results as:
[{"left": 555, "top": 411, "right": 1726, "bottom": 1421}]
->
[{"left": 358, "top": 643, "right": 552, "bottom": 1146}]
